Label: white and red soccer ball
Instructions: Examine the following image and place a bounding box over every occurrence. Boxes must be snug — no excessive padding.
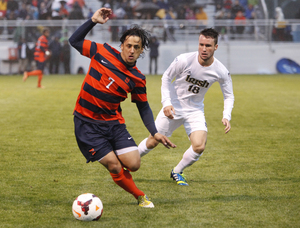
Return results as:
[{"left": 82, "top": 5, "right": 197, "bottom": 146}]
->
[{"left": 72, "top": 193, "right": 103, "bottom": 221}]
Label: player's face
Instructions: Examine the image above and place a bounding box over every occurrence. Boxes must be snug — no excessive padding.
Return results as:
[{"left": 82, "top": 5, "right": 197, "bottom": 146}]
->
[
  {"left": 120, "top": 36, "right": 144, "bottom": 66},
  {"left": 198, "top": 34, "right": 218, "bottom": 65}
]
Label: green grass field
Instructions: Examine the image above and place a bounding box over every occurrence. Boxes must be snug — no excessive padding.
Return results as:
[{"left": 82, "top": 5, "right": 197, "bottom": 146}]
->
[{"left": 0, "top": 74, "right": 299, "bottom": 228}]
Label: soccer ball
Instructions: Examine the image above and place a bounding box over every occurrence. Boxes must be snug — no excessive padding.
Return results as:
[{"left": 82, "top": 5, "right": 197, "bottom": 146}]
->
[
  {"left": 45, "top": 50, "right": 51, "bottom": 57},
  {"left": 72, "top": 193, "right": 103, "bottom": 221}
]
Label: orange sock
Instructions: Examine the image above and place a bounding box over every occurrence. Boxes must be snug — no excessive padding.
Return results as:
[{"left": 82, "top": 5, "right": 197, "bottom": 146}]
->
[
  {"left": 37, "top": 73, "right": 43, "bottom": 87},
  {"left": 110, "top": 168, "right": 144, "bottom": 199}
]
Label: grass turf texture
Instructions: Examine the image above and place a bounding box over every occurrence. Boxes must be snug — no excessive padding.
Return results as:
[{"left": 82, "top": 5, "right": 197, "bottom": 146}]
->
[{"left": 0, "top": 74, "right": 299, "bottom": 228}]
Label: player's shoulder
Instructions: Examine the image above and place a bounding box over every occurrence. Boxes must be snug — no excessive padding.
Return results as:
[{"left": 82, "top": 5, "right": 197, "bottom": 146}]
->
[
  {"left": 175, "top": 52, "right": 197, "bottom": 66},
  {"left": 213, "top": 57, "right": 229, "bottom": 73},
  {"left": 103, "top": 43, "right": 120, "bottom": 55},
  {"left": 212, "top": 57, "right": 231, "bottom": 80},
  {"left": 177, "top": 51, "right": 197, "bottom": 60}
]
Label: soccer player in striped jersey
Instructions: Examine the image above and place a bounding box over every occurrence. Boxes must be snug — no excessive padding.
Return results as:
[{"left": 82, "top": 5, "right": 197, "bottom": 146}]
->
[
  {"left": 138, "top": 28, "right": 234, "bottom": 186},
  {"left": 69, "top": 8, "right": 176, "bottom": 208},
  {"left": 23, "top": 27, "right": 50, "bottom": 88}
]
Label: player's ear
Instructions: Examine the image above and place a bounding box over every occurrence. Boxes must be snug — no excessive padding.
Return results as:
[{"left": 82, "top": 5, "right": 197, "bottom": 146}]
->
[{"left": 214, "top": 44, "right": 218, "bottom": 51}]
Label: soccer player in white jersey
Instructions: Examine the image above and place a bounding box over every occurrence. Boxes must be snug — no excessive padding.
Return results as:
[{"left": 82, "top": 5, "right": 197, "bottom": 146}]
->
[{"left": 138, "top": 28, "right": 234, "bottom": 186}]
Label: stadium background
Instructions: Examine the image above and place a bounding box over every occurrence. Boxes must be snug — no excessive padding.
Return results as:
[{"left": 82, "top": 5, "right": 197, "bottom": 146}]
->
[{"left": 0, "top": 0, "right": 299, "bottom": 75}]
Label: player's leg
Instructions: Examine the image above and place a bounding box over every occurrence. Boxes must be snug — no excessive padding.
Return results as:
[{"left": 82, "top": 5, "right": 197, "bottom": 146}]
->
[
  {"left": 111, "top": 125, "right": 154, "bottom": 208},
  {"left": 74, "top": 117, "right": 153, "bottom": 207},
  {"left": 171, "top": 111, "right": 207, "bottom": 185},
  {"left": 154, "top": 57, "right": 158, "bottom": 75},
  {"left": 99, "top": 151, "right": 144, "bottom": 199},
  {"left": 138, "top": 134, "right": 159, "bottom": 157},
  {"left": 174, "top": 130, "right": 207, "bottom": 173},
  {"left": 149, "top": 57, "right": 152, "bottom": 75},
  {"left": 23, "top": 61, "right": 44, "bottom": 88},
  {"left": 36, "top": 62, "right": 45, "bottom": 88},
  {"left": 171, "top": 130, "right": 207, "bottom": 186}
]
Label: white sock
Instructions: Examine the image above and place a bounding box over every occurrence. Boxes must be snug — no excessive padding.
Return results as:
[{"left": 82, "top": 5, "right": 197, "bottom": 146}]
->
[
  {"left": 174, "top": 146, "right": 202, "bottom": 173},
  {"left": 138, "top": 138, "right": 153, "bottom": 157}
]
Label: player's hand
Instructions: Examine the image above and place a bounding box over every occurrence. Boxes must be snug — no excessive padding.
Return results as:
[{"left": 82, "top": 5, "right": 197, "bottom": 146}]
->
[
  {"left": 91, "top": 8, "right": 112, "bottom": 24},
  {"left": 163, "top": 105, "right": 175, "bottom": 119},
  {"left": 222, "top": 118, "right": 231, "bottom": 134},
  {"left": 153, "top": 133, "right": 176, "bottom": 149}
]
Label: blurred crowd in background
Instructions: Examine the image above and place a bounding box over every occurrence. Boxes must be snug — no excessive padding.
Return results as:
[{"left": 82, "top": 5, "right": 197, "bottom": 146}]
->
[
  {"left": 0, "top": 0, "right": 263, "bottom": 21},
  {"left": 1, "top": 0, "right": 299, "bottom": 75}
]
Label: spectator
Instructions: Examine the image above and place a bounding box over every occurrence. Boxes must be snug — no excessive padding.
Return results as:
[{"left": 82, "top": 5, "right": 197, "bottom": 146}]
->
[
  {"left": 273, "top": 6, "right": 288, "bottom": 41},
  {"left": 239, "top": 0, "right": 248, "bottom": 9},
  {"left": 6, "top": 0, "right": 18, "bottom": 19},
  {"left": 61, "top": 39, "right": 70, "bottom": 74},
  {"left": 18, "top": 2, "right": 28, "bottom": 20},
  {"left": 149, "top": 36, "right": 159, "bottom": 75},
  {"left": 163, "top": 9, "right": 176, "bottom": 42},
  {"left": 120, "top": 0, "right": 134, "bottom": 19},
  {"left": 244, "top": 4, "right": 256, "bottom": 34},
  {"left": 49, "top": 35, "right": 61, "bottom": 74},
  {"left": 51, "top": 0, "right": 61, "bottom": 19},
  {"left": 58, "top": 1, "right": 69, "bottom": 19},
  {"left": 0, "top": 0, "right": 7, "bottom": 19},
  {"left": 72, "top": 0, "right": 85, "bottom": 9},
  {"left": 176, "top": 6, "right": 186, "bottom": 19},
  {"left": 223, "top": 0, "right": 233, "bottom": 13},
  {"left": 18, "top": 37, "right": 31, "bottom": 74},
  {"left": 231, "top": 0, "right": 245, "bottom": 19},
  {"left": 156, "top": 0, "right": 169, "bottom": 10},
  {"left": 214, "top": 4, "right": 229, "bottom": 41},
  {"left": 185, "top": 7, "right": 195, "bottom": 20},
  {"left": 39, "top": 1, "right": 50, "bottom": 20},
  {"left": 195, "top": 6, "right": 208, "bottom": 29},
  {"left": 68, "top": 2, "right": 84, "bottom": 19},
  {"left": 7, "top": 9, "right": 17, "bottom": 35},
  {"left": 87, "top": 7, "right": 93, "bottom": 19},
  {"left": 214, "top": 0, "right": 223, "bottom": 9},
  {"left": 245, "top": 3, "right": 254, "bottom": 19},
  {"left": 31, "top": 0, "right": 38, "bottom": 7},
  {"left": 234, "top": 10, "right": 246, "bottom": 34},
  {"left": 248, "top": 0, "right": 258, "bottom": 6},
  {"left": 87, "top": 8, "right": 94, "bottom": 34},
  {"left": 164, "top": 8, "right": 175, "bottom": 19},
  {"left": 195, "top": 6, "right": 207, "bottom": 20}
]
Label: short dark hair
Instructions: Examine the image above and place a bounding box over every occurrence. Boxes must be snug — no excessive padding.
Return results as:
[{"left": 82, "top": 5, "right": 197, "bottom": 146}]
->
[
  {"left": 200, "top": 28, "right": 219, "bottom": 45},
  {"left": 120, "top": 25, "right": 151, "bottom": 57},
  {"left": 42, "top": 27, "right": 50, "bottom": 35}
]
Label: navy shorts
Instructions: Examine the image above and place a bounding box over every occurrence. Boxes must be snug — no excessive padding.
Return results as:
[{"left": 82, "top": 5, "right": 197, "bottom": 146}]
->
[
  {"left": 74, "top": 116, "right": 137, "bottom": 163},
  {"left": 36, "top": 61, "right": 46, "bottom": 71}
]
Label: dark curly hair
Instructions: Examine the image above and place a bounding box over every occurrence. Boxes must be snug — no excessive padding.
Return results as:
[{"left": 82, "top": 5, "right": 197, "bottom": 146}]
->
[
  {"left": 119, "top": 25, "right": 151, "bottom": 58},
  {"left": 200, "top": 28, "right": 219, "bottom": 45}
]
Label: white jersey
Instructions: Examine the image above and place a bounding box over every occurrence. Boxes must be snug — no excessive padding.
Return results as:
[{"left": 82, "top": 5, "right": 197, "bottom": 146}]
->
[{"left": 161, "top": 51, "right": 234, "bottom": 120}]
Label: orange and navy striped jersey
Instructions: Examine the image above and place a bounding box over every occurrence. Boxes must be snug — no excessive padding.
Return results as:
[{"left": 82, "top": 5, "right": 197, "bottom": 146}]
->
[
  {"left": 73, "top": 40, "right": 148, "bottom": 124},
  {"left": 34, "top": 35, "right": 48, "bottom": 62}
]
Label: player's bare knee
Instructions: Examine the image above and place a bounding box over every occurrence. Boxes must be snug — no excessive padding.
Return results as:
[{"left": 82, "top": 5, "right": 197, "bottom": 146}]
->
[
  {"left": 192, "top": 144, "right": 205, "bottom": 154},
  {"left": 107, "top": 162, "right": 122, "bottom": 174},
  {"left": 127, "top": 161, "right": 140, "bottom": 172}
]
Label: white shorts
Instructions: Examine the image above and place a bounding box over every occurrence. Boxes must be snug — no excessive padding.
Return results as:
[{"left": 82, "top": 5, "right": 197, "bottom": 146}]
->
[{"left": 155, "top": 109, "right": 207, "bottom": 137}]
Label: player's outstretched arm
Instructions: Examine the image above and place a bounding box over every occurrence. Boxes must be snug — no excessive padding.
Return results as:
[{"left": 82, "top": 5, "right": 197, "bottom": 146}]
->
[
  {"left": 153, "top": 133, "right": 176, "bottom": 149},
  {"left": 222, "top": 118, "right": 231, "bottom": 134},
  {"left": 91, "top": 8, "right": 112, "bottom": 24}
]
